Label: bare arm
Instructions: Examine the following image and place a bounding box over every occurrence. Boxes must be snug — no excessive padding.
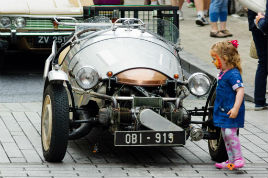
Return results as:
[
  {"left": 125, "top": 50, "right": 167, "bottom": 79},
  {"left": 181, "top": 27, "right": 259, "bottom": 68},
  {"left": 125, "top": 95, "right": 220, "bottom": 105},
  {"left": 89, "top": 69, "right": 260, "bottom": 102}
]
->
[{"left": 227, "top": 87, "right": 244, "bottom": 119}]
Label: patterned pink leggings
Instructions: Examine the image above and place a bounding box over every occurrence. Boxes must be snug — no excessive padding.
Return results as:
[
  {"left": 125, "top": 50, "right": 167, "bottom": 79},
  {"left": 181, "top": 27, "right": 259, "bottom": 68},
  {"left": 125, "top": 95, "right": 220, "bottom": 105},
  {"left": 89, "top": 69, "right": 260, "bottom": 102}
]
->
[{"left": 221, "top": 128, "right": 243, "bottom": 162}]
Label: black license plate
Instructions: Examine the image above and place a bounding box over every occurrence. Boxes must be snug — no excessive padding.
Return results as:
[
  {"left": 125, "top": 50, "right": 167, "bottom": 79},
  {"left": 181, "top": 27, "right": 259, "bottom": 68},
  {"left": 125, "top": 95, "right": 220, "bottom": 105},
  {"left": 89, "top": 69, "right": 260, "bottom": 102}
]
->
[
  {"left": 35, "top": 35, "right": 69, "bottom": 45},
  {"left": 114, "top": 131, "right": 185, "bottom": 146}
]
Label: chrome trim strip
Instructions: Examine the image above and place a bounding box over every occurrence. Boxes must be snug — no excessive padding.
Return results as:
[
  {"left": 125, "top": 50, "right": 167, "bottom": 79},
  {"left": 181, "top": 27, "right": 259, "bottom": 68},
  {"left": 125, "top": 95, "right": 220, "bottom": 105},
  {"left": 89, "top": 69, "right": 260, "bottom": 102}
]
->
[
  {"left": 0, "top": 15, "right": 82, "bottom": 18},
  {"left": 0, "top": 32, "right": 73, "bottom": 36}
]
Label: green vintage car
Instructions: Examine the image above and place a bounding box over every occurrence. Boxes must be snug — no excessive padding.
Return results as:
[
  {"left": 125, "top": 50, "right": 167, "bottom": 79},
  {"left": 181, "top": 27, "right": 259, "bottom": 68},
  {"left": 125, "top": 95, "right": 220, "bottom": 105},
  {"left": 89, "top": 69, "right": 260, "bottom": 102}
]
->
[{"left": 0, "top": 0, "right": 93, "bottom": 66}]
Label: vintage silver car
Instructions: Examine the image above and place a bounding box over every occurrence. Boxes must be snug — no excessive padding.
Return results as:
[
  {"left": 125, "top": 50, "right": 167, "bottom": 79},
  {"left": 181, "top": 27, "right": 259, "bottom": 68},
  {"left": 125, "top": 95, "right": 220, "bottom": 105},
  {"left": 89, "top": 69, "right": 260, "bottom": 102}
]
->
[{"left": 41, "top": 16, "right": 227, "bottom": 162}]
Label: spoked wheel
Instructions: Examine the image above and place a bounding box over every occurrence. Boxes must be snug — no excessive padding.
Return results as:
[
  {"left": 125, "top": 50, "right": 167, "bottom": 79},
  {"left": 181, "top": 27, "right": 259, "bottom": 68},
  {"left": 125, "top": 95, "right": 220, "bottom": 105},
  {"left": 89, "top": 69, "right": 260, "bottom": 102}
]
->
[
  {"left": 41, "top": 83, "right": 69, "bottom": 162},
  {"left": 207, "top": 90, "right": 228, "bottom": 162}
]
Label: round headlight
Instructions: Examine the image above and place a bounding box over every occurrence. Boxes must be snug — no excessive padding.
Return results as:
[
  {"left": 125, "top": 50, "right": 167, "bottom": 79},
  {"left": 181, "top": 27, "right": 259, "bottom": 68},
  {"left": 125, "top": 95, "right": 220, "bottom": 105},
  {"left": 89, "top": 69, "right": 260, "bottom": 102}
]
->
[
  {"left": 0, "top": 17, "right": 11, "bottom": 28},
  {"left": 14, "top": 17, "right": 26, "bottom": 28},
  {"left": 75, "top": 66, "right": 99, "bottom": 90},
  {"left": 188, "top": 73, "right": 211, "bottom": 96}
]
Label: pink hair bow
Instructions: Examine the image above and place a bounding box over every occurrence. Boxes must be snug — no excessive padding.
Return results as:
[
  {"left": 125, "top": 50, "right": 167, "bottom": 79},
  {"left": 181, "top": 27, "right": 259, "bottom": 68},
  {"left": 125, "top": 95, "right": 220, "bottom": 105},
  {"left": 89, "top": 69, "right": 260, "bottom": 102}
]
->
[{"left": 229, "top": 40, "right": 239, "bottom": 48}]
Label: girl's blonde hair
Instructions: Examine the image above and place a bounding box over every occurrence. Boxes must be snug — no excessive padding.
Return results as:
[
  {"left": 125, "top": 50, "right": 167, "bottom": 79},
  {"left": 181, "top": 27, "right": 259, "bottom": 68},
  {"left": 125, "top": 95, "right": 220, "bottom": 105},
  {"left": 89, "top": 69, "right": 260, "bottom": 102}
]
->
[{"left": 211, "top": 40, "right": 242, "bottom": 73}]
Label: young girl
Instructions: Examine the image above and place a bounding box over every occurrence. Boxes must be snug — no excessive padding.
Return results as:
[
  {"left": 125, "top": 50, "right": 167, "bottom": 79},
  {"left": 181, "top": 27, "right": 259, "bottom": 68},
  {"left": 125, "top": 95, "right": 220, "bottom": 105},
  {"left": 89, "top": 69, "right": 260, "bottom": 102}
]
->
[{"left": 210, "top": 40, "right": 245, "bottom": 169}]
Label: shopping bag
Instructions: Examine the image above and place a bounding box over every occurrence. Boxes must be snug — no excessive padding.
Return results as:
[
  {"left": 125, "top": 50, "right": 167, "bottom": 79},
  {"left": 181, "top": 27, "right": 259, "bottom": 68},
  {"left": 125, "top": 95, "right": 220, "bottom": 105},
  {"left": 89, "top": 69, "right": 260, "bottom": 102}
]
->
[{"left": 237, "top": 0, "right": 266, "bottom": 13}]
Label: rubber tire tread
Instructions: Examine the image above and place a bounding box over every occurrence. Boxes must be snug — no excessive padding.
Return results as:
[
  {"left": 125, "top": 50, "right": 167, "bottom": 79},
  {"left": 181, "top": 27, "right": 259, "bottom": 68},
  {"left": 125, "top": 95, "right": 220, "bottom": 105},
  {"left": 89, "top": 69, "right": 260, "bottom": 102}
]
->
[
  {"left": 207, "top": 90, "right": 228, "bottom": 162},
  {"left": 42, "top": 83, "right": 69, "bottom": 162}
]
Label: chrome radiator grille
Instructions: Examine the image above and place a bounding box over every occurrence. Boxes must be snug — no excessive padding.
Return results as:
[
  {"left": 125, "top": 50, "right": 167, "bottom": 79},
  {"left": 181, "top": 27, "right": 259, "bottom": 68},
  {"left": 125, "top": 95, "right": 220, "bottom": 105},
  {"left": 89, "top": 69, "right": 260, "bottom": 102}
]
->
[{"left": 24, "top": 18, "right": 75, "bottom": 30}]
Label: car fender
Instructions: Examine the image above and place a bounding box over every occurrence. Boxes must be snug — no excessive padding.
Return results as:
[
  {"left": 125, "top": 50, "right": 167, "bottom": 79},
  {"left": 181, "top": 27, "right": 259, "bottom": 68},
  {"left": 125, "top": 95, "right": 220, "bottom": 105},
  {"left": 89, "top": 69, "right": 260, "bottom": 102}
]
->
[{"left": 48, "top": 69, "right": 69, "bottom": 82}]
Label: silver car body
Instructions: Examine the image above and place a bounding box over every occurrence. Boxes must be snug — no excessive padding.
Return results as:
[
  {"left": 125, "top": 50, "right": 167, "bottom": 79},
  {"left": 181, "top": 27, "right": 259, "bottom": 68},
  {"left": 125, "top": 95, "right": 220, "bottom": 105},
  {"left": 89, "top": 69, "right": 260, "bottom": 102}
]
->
[{"left": 63, "top": 28, "right": 183, "bottom": 80}]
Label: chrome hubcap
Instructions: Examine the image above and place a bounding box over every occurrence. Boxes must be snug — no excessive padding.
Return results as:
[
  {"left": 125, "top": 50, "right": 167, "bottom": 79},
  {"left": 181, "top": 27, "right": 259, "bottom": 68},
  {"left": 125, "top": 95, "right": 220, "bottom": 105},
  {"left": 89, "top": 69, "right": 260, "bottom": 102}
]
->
[
  {"left": 42, "top": 95, "right": 53, "bottom": 151},
  {"left": 208, "top": 128, "right": 219, "bottom": 151}
]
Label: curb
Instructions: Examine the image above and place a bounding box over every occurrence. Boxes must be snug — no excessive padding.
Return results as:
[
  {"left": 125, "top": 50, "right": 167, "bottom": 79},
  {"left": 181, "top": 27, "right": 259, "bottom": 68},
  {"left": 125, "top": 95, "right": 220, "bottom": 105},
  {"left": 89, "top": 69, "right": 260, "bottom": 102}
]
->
[{"left": 179, "top": 50, "right": 254, "bottom": 102}]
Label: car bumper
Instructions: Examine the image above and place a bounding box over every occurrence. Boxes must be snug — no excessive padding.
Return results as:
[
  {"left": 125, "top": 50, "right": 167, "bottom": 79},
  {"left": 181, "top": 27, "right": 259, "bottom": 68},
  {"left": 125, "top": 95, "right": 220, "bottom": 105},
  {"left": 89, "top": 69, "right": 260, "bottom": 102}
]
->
[{"left": 0, "top": 31, "right": 73, "bottom": 50}]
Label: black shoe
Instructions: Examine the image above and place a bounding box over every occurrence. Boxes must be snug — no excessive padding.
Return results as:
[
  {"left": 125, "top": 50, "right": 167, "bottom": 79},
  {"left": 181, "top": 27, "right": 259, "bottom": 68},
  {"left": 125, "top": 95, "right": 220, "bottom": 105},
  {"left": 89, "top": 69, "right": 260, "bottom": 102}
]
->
[
  {"left": 195, "top": 15, "right": 209, "bottom": 26},
  {"left": 255, "top": 103, "right": 268, "bottom": 111}
]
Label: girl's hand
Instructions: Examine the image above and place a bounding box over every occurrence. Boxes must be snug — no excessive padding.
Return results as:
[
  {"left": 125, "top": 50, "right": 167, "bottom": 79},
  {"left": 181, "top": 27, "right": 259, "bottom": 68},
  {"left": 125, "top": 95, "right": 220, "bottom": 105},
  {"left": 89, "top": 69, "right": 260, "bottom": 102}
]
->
[
  {"left": 227, "top": 107, "right": 239, "bottom": 119},
  {"left": 228, "top": 87, "right": 244, "bottom": 119},
  {"left": 255, "top": 12, "right": 265, "bottom": 25}
]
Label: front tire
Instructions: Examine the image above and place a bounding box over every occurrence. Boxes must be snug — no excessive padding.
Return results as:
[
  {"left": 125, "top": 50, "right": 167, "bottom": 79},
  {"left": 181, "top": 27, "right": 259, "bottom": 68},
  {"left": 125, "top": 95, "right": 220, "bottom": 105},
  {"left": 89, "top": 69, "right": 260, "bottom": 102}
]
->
[
  {"left": 207, "top": 90, "right": 228, "bottom": 162},
  {"left": 41, "top": 83, "right": 69, "bottom": 162}
]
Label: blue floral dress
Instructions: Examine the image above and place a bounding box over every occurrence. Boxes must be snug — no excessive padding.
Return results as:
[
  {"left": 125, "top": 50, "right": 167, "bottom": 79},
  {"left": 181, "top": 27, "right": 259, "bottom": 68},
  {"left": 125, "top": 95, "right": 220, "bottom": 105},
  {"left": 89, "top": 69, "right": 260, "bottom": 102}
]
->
[{"left": 213, "top": 68, "right": 245, "bottom": 128}]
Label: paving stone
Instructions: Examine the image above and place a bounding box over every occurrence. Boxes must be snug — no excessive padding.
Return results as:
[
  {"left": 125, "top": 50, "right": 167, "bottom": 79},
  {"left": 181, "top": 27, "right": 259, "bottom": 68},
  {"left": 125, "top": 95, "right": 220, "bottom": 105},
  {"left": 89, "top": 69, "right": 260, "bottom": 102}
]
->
[
  {"left": 26, "top": 170, "right": 51, "bottom": 177},
  {"left": 0, "top": 172, "right": 28, "bottom": 177},
  {"left": 13, "top": 135, "right": 33, "bottom": 150},
  {"left": 245, "top": 135, "right": 267, "bottom": 146},
  {"left": 0, "top": 103, "right": 10, "bottom": 111},
  {"left": 5, "top": 177, "right": 51, "bottom": 178},
  {"left": 21, "top": 103, "right": 42, "bottom": 112},
  {"left": 98, "top": 167, "right": 127, "bottom": 176},
  {"left": 9, "top": 157, "right": 26, "bottom": 163},
  {"left": 159, "top": 148, "right": 187, "bottom": 164},
  {"left": 0, "top": 143, "right": 10, "bottom": 163},
  {"left": 10, "top": 131, "right": 25, "bottom": 136},
  {"left": 72, "top": 169, "right": 102, "bottom": 176},
  {"left": 0, "top": 112, "right": 22, "bottom": 132},
  {"left": 21, "top": 149, "right": 43, "bottom": 163},
  {"left": 12, "top": 112, "right": 29, "bottom": 122},
  {"left": 2, "top": 142, "right": 23, "bottom": 158},
  {"left": 17, "top": 121, "right": 41, "bottom": 148},
  {"left": 0, "top": 117, "right": 14, "bottom": 143},
  {"left": 124, "top": 168, "right": 151, "bottom": 176},
  {"left": 3, "top": 103, "right": 27, "bottom": 112},
  {"left": 25, "top": 111, "right": 41, "bottom": 132},
  {"left": 62, "top": 151, "right": 76, "bottom": 163}
]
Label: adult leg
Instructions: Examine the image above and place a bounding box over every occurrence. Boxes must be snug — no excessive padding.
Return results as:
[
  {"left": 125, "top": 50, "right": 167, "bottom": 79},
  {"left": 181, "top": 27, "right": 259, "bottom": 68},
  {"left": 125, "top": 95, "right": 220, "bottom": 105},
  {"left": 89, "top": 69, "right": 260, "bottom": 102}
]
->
[
  {"left": 218, "top": 0, "right": 232, "bottom": 36},
  {"left": 194, "top": 0, "right": 204, "bottom": 17},
  {"left": 171, "top": 0, "right": 184, "bottom": 10},
  {"left": 171, "top": 0, "right": 184, "bottom": 20},
  {"left": 195, "top": 0, "right": 209, "bottom": 25},
  {"left": 209, "top": 0, "right": 226, "bottom": 37},
  {"left": 252, "top": 28, "right": 268, "bottom": 107},
  {"left": 204, "top": 0, "right": 210, "bottom": 16}
]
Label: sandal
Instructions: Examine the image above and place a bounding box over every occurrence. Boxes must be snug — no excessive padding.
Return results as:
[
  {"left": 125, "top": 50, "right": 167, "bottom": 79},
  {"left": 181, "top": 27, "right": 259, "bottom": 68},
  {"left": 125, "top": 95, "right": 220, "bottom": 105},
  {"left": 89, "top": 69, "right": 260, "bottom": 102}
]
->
[
  {"left": 210, "top": 31, "right": 227, "bottom": 38},
  {"left": 220, "top": 29, "right": 233, "bottom": 37}
]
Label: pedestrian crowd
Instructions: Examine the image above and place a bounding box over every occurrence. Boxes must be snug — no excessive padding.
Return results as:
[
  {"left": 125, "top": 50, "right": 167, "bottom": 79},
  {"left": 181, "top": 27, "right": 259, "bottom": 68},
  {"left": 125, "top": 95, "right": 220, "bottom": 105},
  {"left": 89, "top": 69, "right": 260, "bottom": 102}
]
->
[{"left": 143, "top": 0, "right": 232, "bottom": 38}]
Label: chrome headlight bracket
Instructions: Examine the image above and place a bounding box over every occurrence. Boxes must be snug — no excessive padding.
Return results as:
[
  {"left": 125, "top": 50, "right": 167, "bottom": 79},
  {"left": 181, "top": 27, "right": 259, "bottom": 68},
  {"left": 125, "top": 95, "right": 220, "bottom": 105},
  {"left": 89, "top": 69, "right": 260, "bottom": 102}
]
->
[{"left": 187, "top": 73, "right": 211, "bottom": 97}]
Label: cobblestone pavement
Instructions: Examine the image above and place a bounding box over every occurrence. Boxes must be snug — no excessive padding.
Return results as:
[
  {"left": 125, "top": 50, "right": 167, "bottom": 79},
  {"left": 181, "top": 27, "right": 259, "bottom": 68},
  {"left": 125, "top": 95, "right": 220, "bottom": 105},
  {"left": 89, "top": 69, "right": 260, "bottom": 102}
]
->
[{"left": 0, "top": 100, "right": 267, "bottom": 177}]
